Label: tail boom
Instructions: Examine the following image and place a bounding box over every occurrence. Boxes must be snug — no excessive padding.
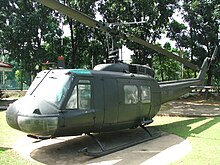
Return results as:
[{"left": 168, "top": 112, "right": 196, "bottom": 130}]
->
[{"left": 159, "top": 57, "right": 211, "bottom": 104}]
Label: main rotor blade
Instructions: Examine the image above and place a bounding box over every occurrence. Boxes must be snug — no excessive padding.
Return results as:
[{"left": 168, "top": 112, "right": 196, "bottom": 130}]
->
[
  {"left": 36, "top": 0, "right": 199, "bottom": 71},
  {"left": 36, "top": 0, "right": 99, "bottom": 28},
  {"left": 127, "top": 36, "right": 199, "bottom": 70}
]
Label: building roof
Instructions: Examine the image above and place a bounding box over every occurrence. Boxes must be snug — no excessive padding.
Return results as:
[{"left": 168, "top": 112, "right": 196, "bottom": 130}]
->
[{"left": 0, "top": 61, "right": 12, "bottom": 71}]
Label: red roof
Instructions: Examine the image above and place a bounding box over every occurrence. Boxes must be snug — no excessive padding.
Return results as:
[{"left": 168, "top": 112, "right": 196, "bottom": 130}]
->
[
  {"left": 0, "top": 61, "right": 12, "bottom": 71},
  {"left": 0, "top": 61, "right": 12, "bottom": 68}
]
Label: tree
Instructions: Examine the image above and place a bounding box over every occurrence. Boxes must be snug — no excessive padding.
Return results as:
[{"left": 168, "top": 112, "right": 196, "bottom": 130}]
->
[
  {"left": 0, "top": 0, "right": 62, "bottom": 89},
  {"left": 153, "top": 42, "right": 181, "bottom": 81},
  {"left": 61, "top": 0, "right": 105, "bottom": 69},
  {"left": 98, "top": 0, "right": 179, "bottom": 67},
  {"left": 168, "top": 0, "right": 219, "bottom": 84}
]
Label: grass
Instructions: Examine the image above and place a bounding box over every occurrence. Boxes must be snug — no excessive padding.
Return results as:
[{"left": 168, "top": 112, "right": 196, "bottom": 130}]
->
[
  {"left": 152, "top": 116, "right": 220, "bottom": 165},
  {"left": 1, "top": 110, "right": 220, "bottom": 164},
  {"left": 0, "top": 111, "right": 37, "bottom": 165}
]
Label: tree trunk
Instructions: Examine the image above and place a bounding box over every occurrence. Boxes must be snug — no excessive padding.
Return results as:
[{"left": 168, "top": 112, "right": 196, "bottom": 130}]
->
[
  {"left": 159, "top": 56, "right": 164, "bottom": 81},
  {"left": 205, "top": 67, "right": 213, "bottom": 99},
  {"left": 69, "top": 19, "right": 76, "bottom": 68}
]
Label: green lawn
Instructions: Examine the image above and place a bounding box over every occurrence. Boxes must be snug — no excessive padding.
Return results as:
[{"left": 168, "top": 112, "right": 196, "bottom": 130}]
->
[
  {"left": 152, "top": 116, "right": 220, "bottom": 165},
  {"left": 0, "top": 111, "right": 37, "bottom": 165},
  {"left": 1, "top": 110, "right": 220, "bottom": 164}
]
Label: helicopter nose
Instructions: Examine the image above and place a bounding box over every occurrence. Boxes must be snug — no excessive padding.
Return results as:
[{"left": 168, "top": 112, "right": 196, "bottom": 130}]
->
[
  {"left": 6, "top": 97, "right": 35, "bottom": 131},
  {"left": 6, "top": 102, "right": 20, "bottom": 131},
  {"left": 6, "top": 96, "right": 59, "bottom": 136}
]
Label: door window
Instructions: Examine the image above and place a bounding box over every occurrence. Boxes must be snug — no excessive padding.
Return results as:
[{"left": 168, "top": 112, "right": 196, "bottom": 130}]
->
[
  {"left": 66, "top": 80, "right": 91, "bottom": 109},
  {"left": 124, "top": 85, "right": 138, "bottom": 104},
  {"left": 141, "top": 86, "right": 151, "bottom": 103}
]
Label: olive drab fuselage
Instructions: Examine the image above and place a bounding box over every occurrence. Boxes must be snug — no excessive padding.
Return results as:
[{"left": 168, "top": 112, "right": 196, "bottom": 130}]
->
[
  {"left": 6, "top": 68, "right": 161, "bottom": 137},
  {"left": 6, "top": 58, "right": 209, "bottom": 137},
  {"left": 6, "top": 57, "right": 210, "bottom": 137}
]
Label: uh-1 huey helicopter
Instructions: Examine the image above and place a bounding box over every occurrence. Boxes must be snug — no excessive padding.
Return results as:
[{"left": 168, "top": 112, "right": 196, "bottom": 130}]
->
[{"left": 6, "top": 0, "right": 219, "bottom": 156}]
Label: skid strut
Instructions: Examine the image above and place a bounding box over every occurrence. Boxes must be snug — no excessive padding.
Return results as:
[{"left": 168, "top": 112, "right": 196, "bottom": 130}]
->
[
  {"left": 140, "top": 125, "right": 152, "bottom": 137},
  {"left": 87, "top": 133, "right": 105, "bottom": 152}
]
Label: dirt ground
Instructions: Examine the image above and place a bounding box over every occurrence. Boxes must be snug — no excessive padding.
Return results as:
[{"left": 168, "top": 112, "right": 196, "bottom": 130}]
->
[{"left": 159, "top": 94, "right": 220, "bottom": 117}]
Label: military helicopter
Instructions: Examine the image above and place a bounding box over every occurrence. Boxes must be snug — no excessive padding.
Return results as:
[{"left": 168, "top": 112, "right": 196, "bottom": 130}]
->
[{"left": 6, "top": 0, "right": 218, "bottom": 156}]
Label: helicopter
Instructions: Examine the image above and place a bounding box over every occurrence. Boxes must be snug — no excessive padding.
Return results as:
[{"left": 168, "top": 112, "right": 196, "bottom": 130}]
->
[{"left": 6, "top": 0, "right": 219, "bottom": 156}]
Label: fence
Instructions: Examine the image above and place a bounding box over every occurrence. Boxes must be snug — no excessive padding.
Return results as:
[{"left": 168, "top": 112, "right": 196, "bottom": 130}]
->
[
  {"left": 190, "top": 86, "right": 220, "bottom": 94},
  {"left": 0, "top": 80, "right": 29, "bottom": 90}
]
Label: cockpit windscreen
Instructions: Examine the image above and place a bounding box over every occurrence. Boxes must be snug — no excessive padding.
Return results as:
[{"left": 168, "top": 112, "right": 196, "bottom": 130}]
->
[{"left": 31, "top": 71, "right": 71, "bottom": 107}]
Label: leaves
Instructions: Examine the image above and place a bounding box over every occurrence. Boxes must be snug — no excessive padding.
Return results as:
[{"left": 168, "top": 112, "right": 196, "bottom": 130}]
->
[
  {"left": 0, "top": 0, "right": 219, "bottom": 88},
  {"left": 168, "top": 0, "right": 219, "bottom": 85},
  {"left": 0, "top": 0, "right": 62, "bottom": 88}
]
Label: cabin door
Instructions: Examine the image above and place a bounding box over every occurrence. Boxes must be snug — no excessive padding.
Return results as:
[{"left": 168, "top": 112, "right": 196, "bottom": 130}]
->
[
  {"left": 138, "top": 82, "right": 152, "bottom": 121},
  {"left": 103, "top": 78, "right": 118, "bottom": 124},
  {"left": 118, "top": 79, "right": 140, "bottom": 124},
  {"left": 63, "top": 78, "right": 95, "bottom": 133}
]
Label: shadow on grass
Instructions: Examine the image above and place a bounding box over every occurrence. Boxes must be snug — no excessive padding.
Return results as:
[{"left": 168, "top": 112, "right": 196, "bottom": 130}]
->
[{"left": 156, "top": 117, "right": 220, "bottom": 139}]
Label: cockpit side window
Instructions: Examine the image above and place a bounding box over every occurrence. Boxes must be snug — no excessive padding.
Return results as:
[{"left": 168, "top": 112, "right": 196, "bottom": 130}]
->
[
  {"left": 66, "top": 80, "right": 91, "bottom": 110},
  {"left": 66, "top": 86, "right": 78, "bottom": 109}
]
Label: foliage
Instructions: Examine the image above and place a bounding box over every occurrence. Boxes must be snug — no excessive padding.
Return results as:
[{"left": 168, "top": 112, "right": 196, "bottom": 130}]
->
[
  {"left": 15, "top": 70, "right": 23, "bottom": 90},
  {"left": 153, "top": 42, "right": 181, "bottom": 81},
  {"left": 167, "top": 0, "right": 219, "bottom": 84},
  {"left": 0, "top": 0, "right": 219, "bottom": 86},
  {"left": 62, "top": 0, "right": 107, "bottom": 69},
  {"left": 0, "top": 0, "right": 62, "bottom": 89},
  {"left": 98, "top": 0, "right": 179, "bottom": 67}
]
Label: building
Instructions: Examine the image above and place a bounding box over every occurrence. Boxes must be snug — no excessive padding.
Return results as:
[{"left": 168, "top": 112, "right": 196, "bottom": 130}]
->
[{"left": 0, "top": 61, "right": 12, "bottom": 90}]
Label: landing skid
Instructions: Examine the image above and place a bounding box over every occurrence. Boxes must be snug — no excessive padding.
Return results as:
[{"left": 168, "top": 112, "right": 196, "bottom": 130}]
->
[
  {"left": 27, "top": 134, "right": 52, "bottom": 140},
  {"left": 78, "top": 126, "right": 161, "bottom": 157}
]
